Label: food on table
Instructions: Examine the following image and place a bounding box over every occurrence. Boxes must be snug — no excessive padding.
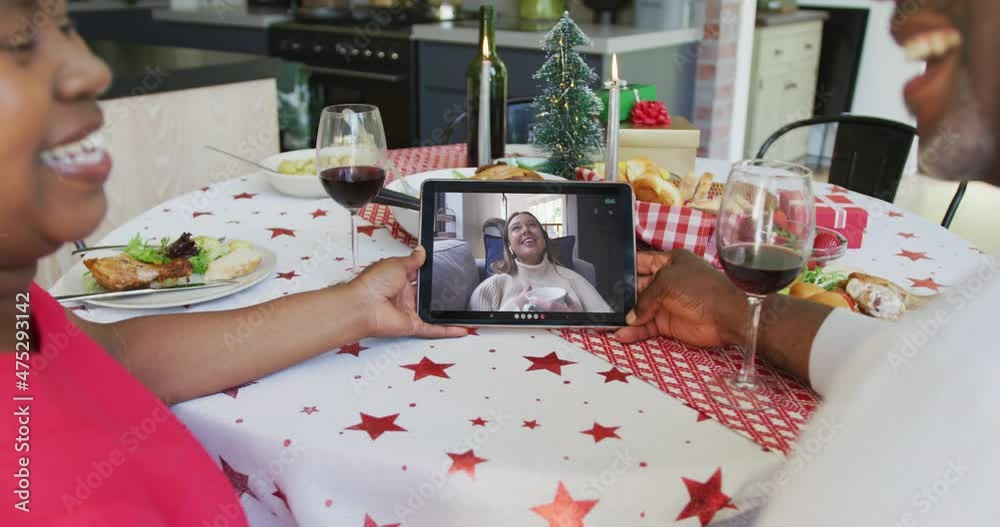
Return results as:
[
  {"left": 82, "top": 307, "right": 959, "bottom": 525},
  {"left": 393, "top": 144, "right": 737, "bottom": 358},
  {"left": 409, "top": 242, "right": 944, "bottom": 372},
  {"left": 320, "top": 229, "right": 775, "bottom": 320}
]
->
[
  {"left": 844, "top": 272, "right": 920, "bottom": 320},
  {"left": 205, "top": 247, "right": 264, "bottom": 281},
  {"left": 785, "top": 268, "right": 927, "bottom": 319},
  {"left": 807, "top": 291, "right": 856, "bottom": 310},
  {"left": 471, "top": 164, "right": 544, "bottom": 180},
  {"left": 83, "top": 233, "right": 262, "bottom": 292},
  {"left": 276, "top": 154, "right": 346, "bottom": 176},
  {"left": 814, "top": 230, "right": 845, "bottom": 250},
  {"left": 789, "top": 281, "right": 826, "bottom": 299},
  {"left": 692, "top": 172, "right": 715, "bottom": 202},
  {"left": 678, "top": 172, "right": 701, "bottom": 202},
  {"left": 277, "top": 158, "right": 317, "bottom": 176},
  {"left": 631, "top": 172, "right": 683, "bottom": 206},
  {"left": 84, "top": 254, "right": 193, "bottom": 292}
]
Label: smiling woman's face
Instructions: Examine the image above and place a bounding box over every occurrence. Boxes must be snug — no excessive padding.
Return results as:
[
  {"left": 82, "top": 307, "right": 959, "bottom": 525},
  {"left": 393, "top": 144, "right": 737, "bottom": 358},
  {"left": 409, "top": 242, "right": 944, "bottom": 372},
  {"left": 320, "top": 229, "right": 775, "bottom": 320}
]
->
[
  {"left": 0, "top": 0, "right": 111, "bottom": 273},
  {"left": 507, "top": 213, "right": 546, "bottom": 265}
]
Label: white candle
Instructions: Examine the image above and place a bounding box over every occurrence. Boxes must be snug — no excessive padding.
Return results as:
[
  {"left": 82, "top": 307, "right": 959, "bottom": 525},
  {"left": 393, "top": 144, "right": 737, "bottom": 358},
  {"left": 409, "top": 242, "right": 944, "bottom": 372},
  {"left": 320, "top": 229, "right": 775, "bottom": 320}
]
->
[
  {"left": 478, "top": 35, "right": 492, "bottom": 167},
  {"left": 604, "top": 53, "right": 624, "bottom": 182}
]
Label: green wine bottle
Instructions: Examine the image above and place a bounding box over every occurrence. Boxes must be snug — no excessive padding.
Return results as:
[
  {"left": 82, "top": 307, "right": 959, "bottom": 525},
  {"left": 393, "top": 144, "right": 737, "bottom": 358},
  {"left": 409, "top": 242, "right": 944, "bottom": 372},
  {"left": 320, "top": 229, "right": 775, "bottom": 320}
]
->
[{"left": 465, "top": 5, "right": 508, "bottom": 167}]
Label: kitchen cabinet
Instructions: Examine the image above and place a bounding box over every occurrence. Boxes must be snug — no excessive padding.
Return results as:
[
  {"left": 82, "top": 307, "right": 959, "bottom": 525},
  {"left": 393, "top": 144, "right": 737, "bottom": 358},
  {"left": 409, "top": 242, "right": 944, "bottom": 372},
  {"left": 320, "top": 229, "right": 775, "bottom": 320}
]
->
[{"left": 744, "top": 17, "right": 825, "bottom": 161}]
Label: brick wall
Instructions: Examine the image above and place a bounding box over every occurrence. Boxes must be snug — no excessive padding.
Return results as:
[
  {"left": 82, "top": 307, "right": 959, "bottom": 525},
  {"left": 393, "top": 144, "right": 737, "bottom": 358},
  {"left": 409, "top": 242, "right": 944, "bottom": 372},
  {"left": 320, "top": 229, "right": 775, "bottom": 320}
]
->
[{"left": 692, "top": 0, "right": 742, "bottom": 158}]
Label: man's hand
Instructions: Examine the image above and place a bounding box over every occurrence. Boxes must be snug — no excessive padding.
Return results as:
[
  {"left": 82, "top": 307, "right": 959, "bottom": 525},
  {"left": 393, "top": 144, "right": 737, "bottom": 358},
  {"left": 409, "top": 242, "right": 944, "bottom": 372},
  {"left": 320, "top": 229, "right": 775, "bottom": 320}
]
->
[
  {"left": 615, "top": 250, "right": 748, "bottom": 347},
  {"left": 348, "top": 247, "right": 468, "bottom": 339}
]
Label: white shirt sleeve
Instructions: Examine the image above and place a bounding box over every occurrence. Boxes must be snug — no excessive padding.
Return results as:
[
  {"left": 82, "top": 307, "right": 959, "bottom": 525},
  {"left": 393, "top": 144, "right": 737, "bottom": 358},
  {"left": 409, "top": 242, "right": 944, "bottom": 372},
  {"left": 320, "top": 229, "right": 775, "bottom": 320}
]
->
[{"left": 808, "top": 308, "right": 887, "bottom": 397}]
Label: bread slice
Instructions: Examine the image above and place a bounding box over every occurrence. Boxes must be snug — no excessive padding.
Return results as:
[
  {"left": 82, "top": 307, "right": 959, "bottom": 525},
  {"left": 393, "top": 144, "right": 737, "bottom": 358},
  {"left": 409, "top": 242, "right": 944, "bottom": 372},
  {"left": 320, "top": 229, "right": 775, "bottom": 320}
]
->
[
  {"left": 843, "top": 272, "right": 927, "bottom": 320},
  {"left": 631, "top": 173, "right": 683, "bottom": 206},
  {"left": 84, "top": 254, "right": 193, "bottom": 291},
  {"left": 472, "top": 164, "right": 544, "bottom": 180},
  {"left": 204, "top": 247, "right": 263, "bottom": 281}
]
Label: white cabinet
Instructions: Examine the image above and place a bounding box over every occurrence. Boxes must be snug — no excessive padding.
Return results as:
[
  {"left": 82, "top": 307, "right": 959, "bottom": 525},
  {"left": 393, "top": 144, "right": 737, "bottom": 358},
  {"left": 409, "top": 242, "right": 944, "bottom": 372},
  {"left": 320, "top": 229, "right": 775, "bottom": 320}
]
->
[{"left": 744, "top": 19, "right": 824, "bottom": 161}]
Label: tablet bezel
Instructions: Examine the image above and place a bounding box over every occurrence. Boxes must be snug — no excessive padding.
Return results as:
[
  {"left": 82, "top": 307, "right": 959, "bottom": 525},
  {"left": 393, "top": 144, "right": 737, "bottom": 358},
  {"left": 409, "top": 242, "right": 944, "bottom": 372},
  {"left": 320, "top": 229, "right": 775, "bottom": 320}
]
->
[{"left": 416, "top": 179, "right": 637, "bottom": 328}]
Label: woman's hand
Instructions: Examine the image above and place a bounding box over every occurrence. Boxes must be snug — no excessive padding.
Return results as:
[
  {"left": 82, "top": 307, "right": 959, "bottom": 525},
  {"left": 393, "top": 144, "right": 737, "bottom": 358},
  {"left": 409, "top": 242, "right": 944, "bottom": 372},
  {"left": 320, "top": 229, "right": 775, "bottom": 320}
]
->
[
  {"left": 615, "top": 250, "right": 747, "bottom": 347},
  {"left": 348, "top": 247, "right": 468, "bottom": 339}
]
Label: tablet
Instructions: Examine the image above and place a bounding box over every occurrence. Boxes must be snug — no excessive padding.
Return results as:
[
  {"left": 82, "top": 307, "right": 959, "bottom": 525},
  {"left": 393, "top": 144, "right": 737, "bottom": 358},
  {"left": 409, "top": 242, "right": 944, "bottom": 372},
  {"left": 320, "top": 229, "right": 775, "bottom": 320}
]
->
[{"left": 417, "top": 179, "right": 636, "bottom": 327}]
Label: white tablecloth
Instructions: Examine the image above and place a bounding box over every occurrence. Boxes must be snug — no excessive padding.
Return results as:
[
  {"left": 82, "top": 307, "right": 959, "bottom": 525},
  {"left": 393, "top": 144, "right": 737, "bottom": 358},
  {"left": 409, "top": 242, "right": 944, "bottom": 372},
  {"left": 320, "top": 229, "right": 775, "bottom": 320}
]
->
[{"left": 54, "top": 156, "right": 985, "bottom": 527}]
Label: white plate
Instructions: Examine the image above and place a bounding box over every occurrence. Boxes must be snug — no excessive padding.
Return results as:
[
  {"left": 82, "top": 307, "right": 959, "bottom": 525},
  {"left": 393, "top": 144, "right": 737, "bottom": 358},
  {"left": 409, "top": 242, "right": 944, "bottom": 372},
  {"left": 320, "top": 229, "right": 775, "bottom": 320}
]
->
[
  {"left": 384, "top": 167, "right": 564, "bottom": 236},
  {"left": 260, "top": 149, "right": 327, "bottom": 199},
  {"left": 62, "top": 246, "right": 277, "bottom": 310}
]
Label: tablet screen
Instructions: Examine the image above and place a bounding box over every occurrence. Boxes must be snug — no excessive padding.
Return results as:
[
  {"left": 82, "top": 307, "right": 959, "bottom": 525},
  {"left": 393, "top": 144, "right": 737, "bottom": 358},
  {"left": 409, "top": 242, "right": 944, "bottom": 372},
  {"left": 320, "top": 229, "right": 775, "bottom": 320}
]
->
[{"left": 417, "top": 180, "right": 636, "bottom": 327}]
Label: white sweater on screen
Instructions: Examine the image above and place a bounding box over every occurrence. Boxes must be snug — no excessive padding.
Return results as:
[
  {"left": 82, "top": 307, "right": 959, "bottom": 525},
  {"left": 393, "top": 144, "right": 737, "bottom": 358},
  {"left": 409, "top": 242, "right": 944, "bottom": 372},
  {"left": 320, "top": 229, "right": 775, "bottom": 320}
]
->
[{"left": 467, "top": 259, "right": 613, "bottom": 313}]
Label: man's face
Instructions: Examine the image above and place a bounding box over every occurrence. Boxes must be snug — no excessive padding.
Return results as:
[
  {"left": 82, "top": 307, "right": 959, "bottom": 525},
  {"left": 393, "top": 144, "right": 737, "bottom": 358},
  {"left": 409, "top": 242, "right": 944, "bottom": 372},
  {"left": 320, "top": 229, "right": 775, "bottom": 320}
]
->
[{"left": 891, "top": 0, "right": 999, "bottom": 185}]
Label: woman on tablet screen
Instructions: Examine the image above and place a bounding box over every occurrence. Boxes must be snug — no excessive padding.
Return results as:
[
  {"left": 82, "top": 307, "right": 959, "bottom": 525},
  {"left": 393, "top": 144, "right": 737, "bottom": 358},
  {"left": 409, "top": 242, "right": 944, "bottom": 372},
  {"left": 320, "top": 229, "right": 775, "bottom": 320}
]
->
[{"left": 468, "top": 212, "right": 613, "bottom": 313}]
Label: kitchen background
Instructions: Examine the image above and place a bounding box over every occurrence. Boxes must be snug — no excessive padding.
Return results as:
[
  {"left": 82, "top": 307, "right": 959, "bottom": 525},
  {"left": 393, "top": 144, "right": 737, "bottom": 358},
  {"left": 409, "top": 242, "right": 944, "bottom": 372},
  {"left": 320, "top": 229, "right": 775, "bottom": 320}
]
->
[{"left": 46, "top": 0, "right": 997, "bottom": 286}]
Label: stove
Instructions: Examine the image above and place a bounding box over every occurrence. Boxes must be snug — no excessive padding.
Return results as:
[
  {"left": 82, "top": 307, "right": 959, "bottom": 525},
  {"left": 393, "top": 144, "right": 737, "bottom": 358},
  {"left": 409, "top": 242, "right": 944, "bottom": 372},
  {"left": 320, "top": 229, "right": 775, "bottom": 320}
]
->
[{"left": 269, "top": 9, "right": 434, "bottom": 148}]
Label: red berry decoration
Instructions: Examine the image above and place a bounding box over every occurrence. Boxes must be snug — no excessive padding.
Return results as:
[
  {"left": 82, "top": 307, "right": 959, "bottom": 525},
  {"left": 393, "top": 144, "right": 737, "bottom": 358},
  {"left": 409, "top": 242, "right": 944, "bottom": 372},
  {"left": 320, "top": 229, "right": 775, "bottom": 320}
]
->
[
  {"left": 813, "top": 231, "right": 843, "bottom": 250},
  {"left": 630, "top": 101, "right": 672, "bottom": 127}
]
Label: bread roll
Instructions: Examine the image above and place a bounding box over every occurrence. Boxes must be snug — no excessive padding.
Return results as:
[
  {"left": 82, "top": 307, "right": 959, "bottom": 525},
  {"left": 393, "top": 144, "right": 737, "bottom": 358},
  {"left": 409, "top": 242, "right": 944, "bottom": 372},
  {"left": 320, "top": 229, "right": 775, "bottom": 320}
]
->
[
  {"left": 808, "top": 291, "right": 853, "bottom": 309},
  {"left": 790, "top": 282, "right": 825, "bottom": 299},
  {"left": 631, "top": 173, "right": 683, "bottom": 206}
]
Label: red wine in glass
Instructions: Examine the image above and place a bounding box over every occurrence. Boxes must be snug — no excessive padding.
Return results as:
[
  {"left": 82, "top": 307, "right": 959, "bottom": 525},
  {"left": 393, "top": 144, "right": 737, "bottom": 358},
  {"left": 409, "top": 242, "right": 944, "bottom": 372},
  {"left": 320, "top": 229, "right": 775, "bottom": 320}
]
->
[
  {"left": 720, "top": 243, "right": 805, "bottom": 296},
  {"left": 319, "top": 166, "right": 386, "bottom": 210}
]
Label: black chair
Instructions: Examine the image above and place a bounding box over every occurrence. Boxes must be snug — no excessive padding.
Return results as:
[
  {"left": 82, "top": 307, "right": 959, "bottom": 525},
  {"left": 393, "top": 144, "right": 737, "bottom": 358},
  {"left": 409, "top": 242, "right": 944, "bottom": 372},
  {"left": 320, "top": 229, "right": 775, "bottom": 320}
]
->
[
  {"left": 757, "top": 115, "right": 969, "bottom": 228},
  {"left": 756, "top": 115, "right": 917, "bottom": 204},
  {"left": 443, "top": 97, "right": 536, "bottom": 144}
]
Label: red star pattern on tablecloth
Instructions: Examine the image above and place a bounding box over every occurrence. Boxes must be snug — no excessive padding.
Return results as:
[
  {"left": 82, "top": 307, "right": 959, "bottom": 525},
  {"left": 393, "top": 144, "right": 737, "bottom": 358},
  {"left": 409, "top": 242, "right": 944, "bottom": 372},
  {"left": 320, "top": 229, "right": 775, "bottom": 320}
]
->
[
  {"left": 524, "top": 352, "right": 577, "bottom": 375},
  {"left": 401, "top": 356, "right": 454, "bottom": 381},
  {"left": 597, "top": 367, "right": 630, "bottom": 383},
  {"left": 273, "top": 484, "right": 291, "bottom": 512},
  {"left": 522, "top": 420, "right": 540, "bottom": 429},
  {"left": 887, "top": 211, "right": 905, "bottom": 218},
  {"left": 465, "top": 327, "right": 480, "bottom": 336},
  {"left": 357, "top": 225, "right": 383, "bottom": 237},
  {"left": 531, "top": 481, "right": 598, "bottom": 527},
  {"left": 267, "top": 227, "right": 296, "bottom": 238},
  {"left": 200, "top": 186, "right": 211, "bottom": 192},
  {"left": 828, "top": 185, "right": 849, "bottom": 194},
  {"left": 220, "top": 457, "right": 259, "bottom": 500},
  {"left": 233, "top": 192, "right": 257, "bottom": 200},
  {"left": 676, "top": 468, "right": 736, "bottom": 527},
  {"left": 897, "top": 232, "right": 917, "bottom": 239},
  {"left": 276, "top": 270, "right": 300, "bottom": 280},
  {"left": 193, "top": 211, "right": 214, "bottom": 218},
  {"left": 362, "top": 514, "right": 400, "bottom": 527},
  {"left": 446, "top": 450, "right": 488, "bottom": 479},
  {"left": 310, "top": 209, "right": 328, "bottom": 218},
  {"left": 897, "top": 249, "right": 932, "bottom": 262},
  {"left": 581, "top": 422, "right": 621, "bottom": 443},
  {"left": 696, "top": 411, "right": 711, "bottom": 422},
  {"left": 337, "top": 342, "right": 369, "bottom": 356},
  {"left": 345, "top": 413, "right": 407, "bottom": 440},
  {"left": 301, "top": 406, "right": 319, "bottom": 415},
  {"left": 221, "top": 381, "right": 257, "bottom": 399},
  {"left": 469, "top": 417, "right": 488, "bottom": 427},
  {"left": 909, "top": 276, "right": 945, "bottom": 292}
]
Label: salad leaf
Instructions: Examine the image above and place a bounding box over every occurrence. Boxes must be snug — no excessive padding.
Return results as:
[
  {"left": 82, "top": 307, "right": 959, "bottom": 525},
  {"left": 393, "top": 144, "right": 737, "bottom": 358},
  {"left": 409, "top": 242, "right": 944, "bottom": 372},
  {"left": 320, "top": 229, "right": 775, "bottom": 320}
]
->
[
  {"left": 799, "top": 268, "right": 848, "bottom": 291},
  {"left": 451, "top": 169, "right": 470, "bottom": 179},
  {"left": 189, "top": 236, "right": 229, "bottom": 275},
  {"left": 166, "top": 232, "right": 199, "bottom": 259},
  {"left": 124, "top": 234, "right": 171, "bottom": 265}
]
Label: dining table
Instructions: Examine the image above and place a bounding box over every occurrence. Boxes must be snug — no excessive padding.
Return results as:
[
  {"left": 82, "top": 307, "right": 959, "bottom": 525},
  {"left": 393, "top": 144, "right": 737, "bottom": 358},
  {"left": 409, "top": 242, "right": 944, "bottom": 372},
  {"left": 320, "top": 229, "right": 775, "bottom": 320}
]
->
[{"left": 53, "top": 144, "right": 989, "bottom": 527}]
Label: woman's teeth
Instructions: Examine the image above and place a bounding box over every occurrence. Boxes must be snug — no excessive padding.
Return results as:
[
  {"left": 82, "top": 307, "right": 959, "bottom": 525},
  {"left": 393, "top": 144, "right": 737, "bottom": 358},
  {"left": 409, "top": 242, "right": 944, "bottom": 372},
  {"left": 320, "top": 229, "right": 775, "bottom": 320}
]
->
[
  {"left": 40, "top": 130, "right": 106, "bottom": 168},
  {"left": 904, "top": 30, "right": 962, "bottom": 61}
]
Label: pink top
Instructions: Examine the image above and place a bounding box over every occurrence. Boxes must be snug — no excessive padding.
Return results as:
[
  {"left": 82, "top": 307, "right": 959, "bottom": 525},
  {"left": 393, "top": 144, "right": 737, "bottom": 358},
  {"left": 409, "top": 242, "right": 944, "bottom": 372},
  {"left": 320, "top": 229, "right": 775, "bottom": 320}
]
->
[{"left": 1, "top": 283, "right": 248, "bottom": 526}]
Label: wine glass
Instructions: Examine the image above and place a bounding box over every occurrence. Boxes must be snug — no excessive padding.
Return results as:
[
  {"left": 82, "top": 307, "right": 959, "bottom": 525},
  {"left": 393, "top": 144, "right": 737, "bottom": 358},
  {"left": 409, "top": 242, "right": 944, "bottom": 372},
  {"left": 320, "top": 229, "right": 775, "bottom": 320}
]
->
[
  {"left": 316, "top": 104, "right": 389, "bottom": 273},
  {"left": 712, "top": 159, "right": 815, "bottom": 411}
]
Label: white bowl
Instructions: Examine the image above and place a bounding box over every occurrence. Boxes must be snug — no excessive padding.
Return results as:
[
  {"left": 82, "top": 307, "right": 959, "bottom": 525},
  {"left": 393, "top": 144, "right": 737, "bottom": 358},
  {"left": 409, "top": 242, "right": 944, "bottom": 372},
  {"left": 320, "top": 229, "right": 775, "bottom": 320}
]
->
[{"left": 261, "top": 149, "right": 327, "bottom": 199}]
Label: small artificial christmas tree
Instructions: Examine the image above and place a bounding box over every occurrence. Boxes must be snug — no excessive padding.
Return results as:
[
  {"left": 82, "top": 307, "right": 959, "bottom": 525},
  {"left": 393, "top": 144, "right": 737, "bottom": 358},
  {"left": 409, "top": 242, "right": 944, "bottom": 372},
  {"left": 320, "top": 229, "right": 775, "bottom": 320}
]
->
[{"left": 529, "top": 12, "right": 604, "bottom": 179}]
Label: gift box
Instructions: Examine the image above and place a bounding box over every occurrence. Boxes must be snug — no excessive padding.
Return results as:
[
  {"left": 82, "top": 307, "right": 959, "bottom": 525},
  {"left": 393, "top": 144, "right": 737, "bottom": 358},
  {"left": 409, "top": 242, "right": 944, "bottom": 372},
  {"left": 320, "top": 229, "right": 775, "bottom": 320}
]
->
[
  {"left": 618, "top": 116, "right": 701, "bottom": 177},
  {"left": 597, "top": 84, "right": 657, "bottom": 123},
  {"left": 815, "top": 194, "right": 868, "bottom": 248}
]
